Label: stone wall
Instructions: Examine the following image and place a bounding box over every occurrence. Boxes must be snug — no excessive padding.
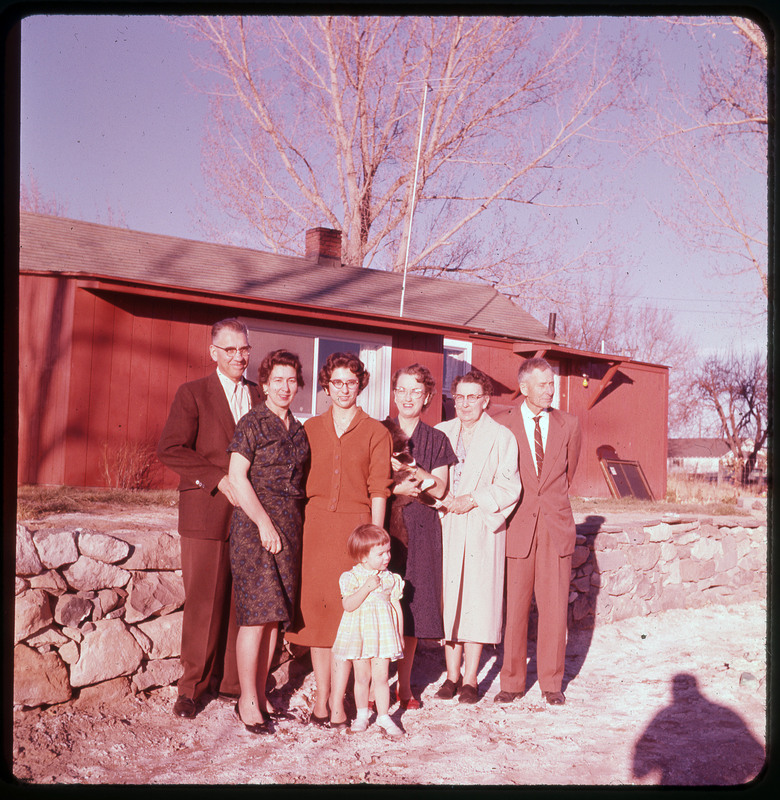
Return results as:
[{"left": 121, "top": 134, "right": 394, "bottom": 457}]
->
[
  {"left": 568, "top": 512, "right": 767, "bottom": 630},
  {"left": 14, "top": 523, "right": 185, "bottom": 710},
  {"left": 14, "top": 510, "right": 767, "bottom": 710}
]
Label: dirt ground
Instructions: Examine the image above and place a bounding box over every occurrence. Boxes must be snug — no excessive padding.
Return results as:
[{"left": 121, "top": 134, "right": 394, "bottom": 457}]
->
[{"left": 10, "top": 598, "right": 767, "bottom": 788}]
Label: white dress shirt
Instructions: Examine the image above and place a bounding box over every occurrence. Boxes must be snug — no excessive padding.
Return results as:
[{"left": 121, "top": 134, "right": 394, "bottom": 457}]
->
[{"left": 216, "top": 369, "right": 252, "bottom": 423}]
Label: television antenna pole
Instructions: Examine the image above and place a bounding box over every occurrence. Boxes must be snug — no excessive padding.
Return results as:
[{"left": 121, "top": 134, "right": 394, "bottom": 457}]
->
[{"left": 399, "top": 82, "right": 429, "bottom": 318}]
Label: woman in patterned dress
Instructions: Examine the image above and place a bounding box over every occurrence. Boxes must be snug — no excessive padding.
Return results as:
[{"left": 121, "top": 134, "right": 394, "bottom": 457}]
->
[
  {"left": 388, "top": 364, "right": 456, "bottom": 709},
  {"left": 227, "top": 350, "right": 310, "bottom": 732},
  {"left": 285, "top": 352, "right": 392, "bottom": 729}
]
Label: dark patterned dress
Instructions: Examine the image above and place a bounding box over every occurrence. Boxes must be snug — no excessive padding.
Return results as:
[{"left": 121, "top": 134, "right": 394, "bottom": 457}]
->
[
  {"left": 228, "top": 404, "right": 310, "bottom": 628},
  {"left": 390, "top": 419, "right": 457, "bottom": 639}
]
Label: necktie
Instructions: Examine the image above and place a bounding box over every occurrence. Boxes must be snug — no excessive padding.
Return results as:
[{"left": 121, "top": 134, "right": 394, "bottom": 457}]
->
[
  {"left": 533, "top": 415, "right": 544, "bottom": 476},
  {"left": 231, "top": 383, "right": 244, "bottom": 422}
]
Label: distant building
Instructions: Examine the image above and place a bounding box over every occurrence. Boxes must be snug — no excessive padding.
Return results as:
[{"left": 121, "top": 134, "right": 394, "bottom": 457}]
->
[
  {"left": 667, "top": 438, "right": 731, "bottom": 480},
  {"left": 18, "top": 212, "right": 670, "bottom": 498}
]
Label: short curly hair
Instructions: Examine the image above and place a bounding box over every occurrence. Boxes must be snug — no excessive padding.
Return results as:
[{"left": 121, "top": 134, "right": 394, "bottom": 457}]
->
[
  {"left": 318, "top": 352, "right": 370, "bottom": 393},
  {"left": 347, "top": 523, "right": 390, "bottom": 562},
  {"left": 452, "top": 368, "right": 493, "bottom": 398},
  {"left": 391, "top": 363, "right": 436, "bottom": 408},
  {"left": 257, "top": 349, "right": 305, "bottom": 388}
]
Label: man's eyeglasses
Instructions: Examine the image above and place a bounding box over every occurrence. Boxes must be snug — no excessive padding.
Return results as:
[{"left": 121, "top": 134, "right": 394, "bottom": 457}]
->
[
  {"left": 453, "top": 393, "right": 484, "bottom": 405},
  {"left": 394, "top": 387, "right": 425, "bottom": 399},
  {"left": 329, "top": 379, "right": 360, "bottom": 390},
  {"left": 213, "top": 345, "right": 252, "bottom": 359}
]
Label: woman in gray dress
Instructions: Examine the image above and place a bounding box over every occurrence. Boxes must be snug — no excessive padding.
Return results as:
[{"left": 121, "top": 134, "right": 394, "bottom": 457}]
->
[{"left": 228, "top": 350, "right": 310, "bottom": 733}]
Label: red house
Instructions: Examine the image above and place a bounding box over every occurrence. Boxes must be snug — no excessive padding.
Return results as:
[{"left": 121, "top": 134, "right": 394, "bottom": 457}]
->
[{"left": 18, "top": 212, "right": 668, "bottom": 498}]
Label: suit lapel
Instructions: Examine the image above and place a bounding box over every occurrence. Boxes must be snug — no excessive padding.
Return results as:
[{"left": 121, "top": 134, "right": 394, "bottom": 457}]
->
[
  {"left": 208, "top": 371, "right": 237, "bottom": 441},
  {"left": 514, "top": 407, "right": 539, "bottom": 489},
  {"left": 539, "top": 409, "right": 565, "bottom": 488}
]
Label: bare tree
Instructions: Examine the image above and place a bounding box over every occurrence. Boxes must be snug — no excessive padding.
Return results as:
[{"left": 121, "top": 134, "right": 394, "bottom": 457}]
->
[
  {"left": 552, "top": 269, "right": 698, "bottom": 434},
  {"left": 640, "top": 16, "right": 767, "bottom": 307},
  {"left": 694, "top": 349, "right": 768, "bottom": 484},
  {"left": 20, "top": 173, "right": 68, "bottom": 217},
  {"left": 175, "top": 15, "right": 642, "bottom": 298}
]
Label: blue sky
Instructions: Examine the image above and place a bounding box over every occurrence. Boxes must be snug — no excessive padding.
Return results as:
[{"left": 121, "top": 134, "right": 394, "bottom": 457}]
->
[{"left": 20, "top": 14, "right": 768, "bottom": 357}]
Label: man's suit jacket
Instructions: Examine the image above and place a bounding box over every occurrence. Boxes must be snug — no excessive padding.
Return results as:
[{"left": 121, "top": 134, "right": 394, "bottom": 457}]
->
[
  {"left": 493, "top": 404, "right": 582, "bottom": 559},
  {"left": 157, "top": 371, "right": 261, "bottom": 540}
]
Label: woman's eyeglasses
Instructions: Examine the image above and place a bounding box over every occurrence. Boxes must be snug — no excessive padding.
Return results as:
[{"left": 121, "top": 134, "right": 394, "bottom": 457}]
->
[
  {"left": 453, "top": 393, "right": 484, "bottom": 405},
  {"left": 329, "top": 379, "right": 359, "bottom": 390},
  {"left": 394, "top": 387, "right": 425, "bottom": 399}
]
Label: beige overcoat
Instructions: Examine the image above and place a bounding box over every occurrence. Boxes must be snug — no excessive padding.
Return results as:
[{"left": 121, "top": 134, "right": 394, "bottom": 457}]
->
[{"left": 435, "top": 412, "right": 522, "bottom": 644}]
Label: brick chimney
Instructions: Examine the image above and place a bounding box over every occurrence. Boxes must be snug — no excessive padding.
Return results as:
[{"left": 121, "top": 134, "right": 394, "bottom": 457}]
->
[{"left": 305, "top": 227, "right": 342, "bottom": 267}]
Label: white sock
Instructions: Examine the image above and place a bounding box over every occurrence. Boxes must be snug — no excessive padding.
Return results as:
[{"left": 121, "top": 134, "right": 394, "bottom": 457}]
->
[
  {"left": 376, "top": 714, "right": 393, "bottom": 727},
  {"left": 355, "top": 707, "right": 369, "bottom": 721}
]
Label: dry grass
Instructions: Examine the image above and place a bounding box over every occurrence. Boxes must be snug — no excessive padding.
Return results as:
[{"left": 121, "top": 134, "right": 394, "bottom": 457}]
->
[
  {"left": 16, "top": 485, "right": 178, "bottom": 521},
  {"left": 18, "top": 474, "right": 764, "bottom": 522},
  {"left": 573, "top": 473, "right": 764, "bottom": 518}
]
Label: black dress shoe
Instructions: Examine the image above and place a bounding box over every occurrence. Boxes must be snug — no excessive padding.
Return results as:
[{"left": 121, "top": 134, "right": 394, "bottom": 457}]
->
[
  {"left": 234, "top": 704, "right": 272, "bottom": 735},
  {"left": 309, "top": 711, "right": 330, "bottom": 727},
  {"left": 434, "top": 676, "right": 462, "bottom": 699},
  {"left": 494, "top": 690, "right": 524, "bottom": 704},
  {"left": 267, "top": 708, "right": 296, "bottom": 721},
  {"left": 173, "top": 696, "right": 197, "bottom": 718},
  {"left": 458, "top": 684, "right": 479, "bottom": 704},
  {"left": 543, "top": 691, "right": 565, "bottom": 706}
]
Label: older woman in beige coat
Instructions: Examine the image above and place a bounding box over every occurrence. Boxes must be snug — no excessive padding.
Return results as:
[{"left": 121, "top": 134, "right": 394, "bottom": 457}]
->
[{"left": 434, "top": 369, "right": 521, "bottom": 703}]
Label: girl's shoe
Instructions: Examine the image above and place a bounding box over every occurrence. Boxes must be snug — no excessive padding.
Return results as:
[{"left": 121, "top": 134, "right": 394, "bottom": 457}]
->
[
  {"left": 349, "top": 716, "right": 369, "bottom": 733},
  {"left": 399, "top": 695, "right": 422, "bottom": 710},
  {"left": 377, "top": 716, "right": 404, "bottom": 739}
]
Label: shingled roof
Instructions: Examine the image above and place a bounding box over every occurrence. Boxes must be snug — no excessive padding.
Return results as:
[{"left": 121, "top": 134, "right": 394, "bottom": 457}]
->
[
  {"left": 19, "top": 212, "right": 554, "bottom": 342},
  {"left": 667, "top": 439, "right": 731, "bottom": 459}
]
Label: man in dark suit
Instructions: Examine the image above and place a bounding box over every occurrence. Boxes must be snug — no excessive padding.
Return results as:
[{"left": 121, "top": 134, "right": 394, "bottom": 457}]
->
[
  {"left": 493, "top": 357, "right": 581, "bottom": 706},
  {"left": 157, "top": 318, "right": 260, "bottom": 718}
]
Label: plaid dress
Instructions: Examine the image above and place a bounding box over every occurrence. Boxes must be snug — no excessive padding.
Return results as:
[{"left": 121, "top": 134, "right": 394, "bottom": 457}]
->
[{"left": 332, "top": 564, "right": 404, "bottom": 661}]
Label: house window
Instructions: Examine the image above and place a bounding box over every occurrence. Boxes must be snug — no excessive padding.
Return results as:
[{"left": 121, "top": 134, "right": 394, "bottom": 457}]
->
[
  {"left": 442, "top": 338, "right": 472, "bottom": 396},
  {"left": 240, "top": 318, "right": 392, "bottom": 421}
]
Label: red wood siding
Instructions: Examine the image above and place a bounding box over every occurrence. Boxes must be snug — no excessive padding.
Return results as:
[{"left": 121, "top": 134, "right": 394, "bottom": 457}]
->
[
  {"left": 567, "top": 360, "right": 668, "bottom": 499},
  {"left": 18, "top": 275, "right": 76, "bottom": 485},
  {"left": 470, "top": 339, "right": 519, "bottom": 413},
  {"left": 18, "top": 276, "right": 668, "bottom": 499},
  {"left": 389, "top": 331, "right": 445, "bottom": 427}
]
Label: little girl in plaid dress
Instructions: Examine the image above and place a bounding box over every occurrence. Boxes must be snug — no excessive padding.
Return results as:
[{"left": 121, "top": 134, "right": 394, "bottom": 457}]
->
[{"left": 332, "top": 523, "right": 405, "bottom": 737}]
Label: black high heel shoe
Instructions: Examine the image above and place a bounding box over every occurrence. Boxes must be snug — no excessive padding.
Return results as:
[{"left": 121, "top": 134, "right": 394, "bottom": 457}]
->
[{"left": 234, "top": 703, "right": 272, "bottom": 735}]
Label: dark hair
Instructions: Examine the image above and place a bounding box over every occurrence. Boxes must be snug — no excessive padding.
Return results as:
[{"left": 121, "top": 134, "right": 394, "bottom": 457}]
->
[
  {"left": 517, "top": 357, "right": 553, "bottom": 384},
  {"left": 452, "top": 368, "right": 493, "bottom": 397},
  {"left": 318, "top": 352, "right": 369, "bottom": 392},
  {"left": 257, "top": 349, "right": 305, "bottom": 388},
  {"left": 391, "top": 364, "right": 436, "bottom": 408},
  {"left": 347, "top": 523, "right": 390, "bottom": 562},
  {"left": 211, "top": 318, "right": 248, "bottom": 341}
]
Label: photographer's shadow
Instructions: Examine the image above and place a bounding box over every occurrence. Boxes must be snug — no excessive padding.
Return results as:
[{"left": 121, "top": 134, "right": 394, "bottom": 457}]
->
[{"left": 632, "top": 673, "right": 765, "bottom": 785}]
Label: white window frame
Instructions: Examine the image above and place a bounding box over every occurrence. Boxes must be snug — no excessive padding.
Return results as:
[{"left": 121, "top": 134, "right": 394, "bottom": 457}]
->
[
  {"left": 442, "top": 338, "right": 473, "bottom": 396},
  {"left": 240, "top": 316, "right": 392, "bottom": 421}
]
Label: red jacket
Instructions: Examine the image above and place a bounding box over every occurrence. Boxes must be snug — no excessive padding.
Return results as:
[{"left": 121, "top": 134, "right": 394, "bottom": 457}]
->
[{"left": 492, "top": 404, "right": 581, "bottom": 558}]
